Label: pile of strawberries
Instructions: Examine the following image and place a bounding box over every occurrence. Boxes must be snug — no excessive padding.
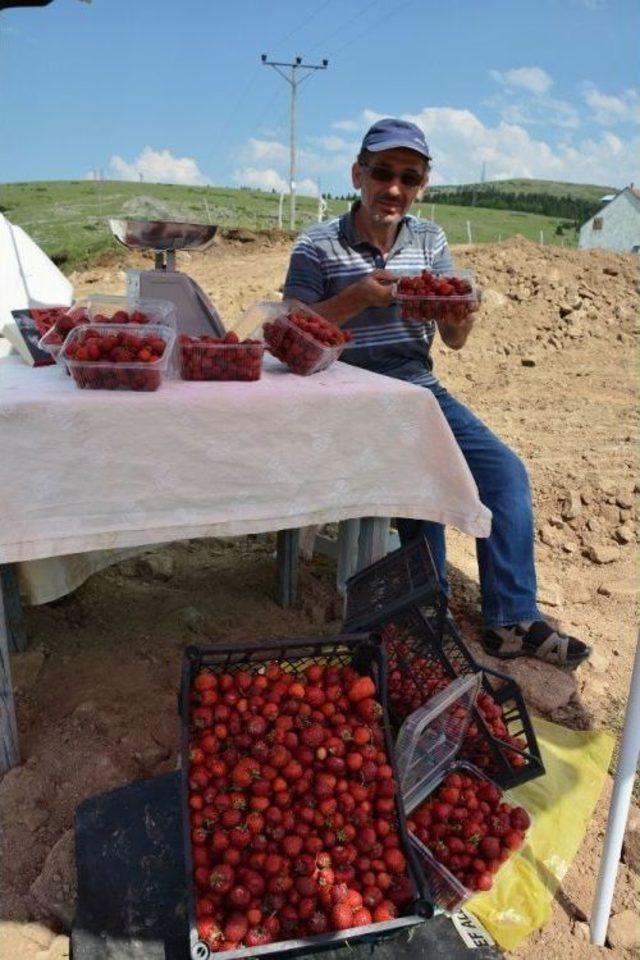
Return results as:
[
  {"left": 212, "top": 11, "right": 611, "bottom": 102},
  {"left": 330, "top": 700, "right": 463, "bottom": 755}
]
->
[
  {"left": 30, "top": 306, "right": 71, "bottom": 336},
  {"left": 188, "top": 659, "right": 415, "bottom": 953},
  {"left": 406, "top": 768, "right": 530, "bottom": 901},
  {"left": 62, "top": 327, "right": 168, "bottom": 391},
  {"left": 179, "top": 331, "right": 264, "bottom": 381},
  {"left": 263, "top": 310, "right": 352, "bottom": 375},
  {"left": 382, "top": 622, "right": 529, "bottom": 774},
  {"left": 45, "top": 306, "right": 153, "bottom": 346},
  {"left": 396, "top": 271, "right": 475, "bottom": 322}
]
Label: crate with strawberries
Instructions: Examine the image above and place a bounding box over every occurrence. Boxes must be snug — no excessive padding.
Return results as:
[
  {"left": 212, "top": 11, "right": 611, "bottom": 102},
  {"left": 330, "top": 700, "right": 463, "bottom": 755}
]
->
[
  {"left": 181, "top": 637, "right": 428, "bottom": 959},
  {"left": 61, "top": 323, "right": 175, "bottom": 391},
  {"left": 381, "top": 609, "right": 543, "bottom": 787},
  {"left": 397, "top": 675, "right": 532, "bottom": 914},
  {"left": 179, "top": 332, "right": 264, "bottom": 381},
  {"left": 344, "top": 539, "right": 544, "bottom": 789},
  {"left": 394, "top": 269, "right": 478, "bottom": 323},
  {"left": 249, "top": 300, "right": 351, "bottom": 376}
]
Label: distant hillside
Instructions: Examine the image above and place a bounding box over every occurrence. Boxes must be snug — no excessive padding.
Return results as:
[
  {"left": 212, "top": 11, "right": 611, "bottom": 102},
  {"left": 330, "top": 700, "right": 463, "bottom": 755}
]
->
[
  {"left": 429, "top": 178, "right": 616, "bottom": 201},
  {"left": 0, "top": 178, "right": 586, "bottom": 271},
  {"left": 427, "top": 177, "right": 617, "bottom": 223}
]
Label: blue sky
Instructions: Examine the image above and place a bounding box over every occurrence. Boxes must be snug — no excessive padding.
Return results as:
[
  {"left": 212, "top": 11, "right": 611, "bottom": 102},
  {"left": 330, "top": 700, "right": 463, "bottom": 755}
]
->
[{"left": 1, "top": 0, "right": 638, "bottom": 195}]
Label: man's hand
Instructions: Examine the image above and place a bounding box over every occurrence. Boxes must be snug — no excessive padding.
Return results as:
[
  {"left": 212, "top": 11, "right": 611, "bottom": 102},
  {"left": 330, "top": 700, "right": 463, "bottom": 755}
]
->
[
  {"left": 307, "top": 269, "right": 396, "bottom": 325},
  {"left": 350, "top": 268, "right": 397, "bottom": 309},
  {"left": 436, "top": 290, "right": 482, "bottom": 350}
]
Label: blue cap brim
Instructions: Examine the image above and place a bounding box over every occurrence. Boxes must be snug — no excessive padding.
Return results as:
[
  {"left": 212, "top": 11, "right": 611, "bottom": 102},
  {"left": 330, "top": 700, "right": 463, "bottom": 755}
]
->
[{"left": 366, "top": 138, "right": 431, "bottom": 160}]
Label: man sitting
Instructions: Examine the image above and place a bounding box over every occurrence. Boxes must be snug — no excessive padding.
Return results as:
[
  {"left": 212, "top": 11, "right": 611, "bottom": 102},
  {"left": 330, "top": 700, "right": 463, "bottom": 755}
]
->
[{"left": 283, "top": 117, "right": 591, "bottom": 669}]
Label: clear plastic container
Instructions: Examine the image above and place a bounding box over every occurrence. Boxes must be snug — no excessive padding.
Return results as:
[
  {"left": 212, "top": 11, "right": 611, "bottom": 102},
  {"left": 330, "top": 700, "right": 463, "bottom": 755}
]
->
[
  {"left": 396, "top": 676, "right": 532, "bottom": 914},
  {"left": 397, "top": 674, "right": 480, "bottom": 812},
  {"left": 394, "top": 269, "right": 478, "bottom": 323},
  {"left": 247, "top": 299, "right": 348, "bottom": 375},
  {"left": 61, "top": 322, "right": 176, "bottom": 392},
  {"left": 38, "top": 295, "right": 177, "bottom": 362},
  {"left": 178, "top": 336, "right": 264, "bottom": 381},
  {"left": 407, "top": 761, "right": 532, "bottom": 913}
]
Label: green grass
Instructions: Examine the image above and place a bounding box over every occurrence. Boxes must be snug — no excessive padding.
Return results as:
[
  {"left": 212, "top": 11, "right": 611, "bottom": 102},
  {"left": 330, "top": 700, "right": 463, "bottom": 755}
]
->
[{"left": 0, "top": 178, "right": 583, "bottom": 272}]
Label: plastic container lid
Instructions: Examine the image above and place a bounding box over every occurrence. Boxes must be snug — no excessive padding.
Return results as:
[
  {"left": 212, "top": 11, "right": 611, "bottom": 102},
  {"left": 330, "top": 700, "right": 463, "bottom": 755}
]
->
[{"left": 397, "top": 673, "right": 480, "bottom": 813}]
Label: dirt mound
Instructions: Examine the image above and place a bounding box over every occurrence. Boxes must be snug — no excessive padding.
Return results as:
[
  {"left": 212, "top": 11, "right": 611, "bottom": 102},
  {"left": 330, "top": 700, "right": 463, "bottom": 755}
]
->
[{"left": 3, "top": 237, "right": 638, "bottom": 959}]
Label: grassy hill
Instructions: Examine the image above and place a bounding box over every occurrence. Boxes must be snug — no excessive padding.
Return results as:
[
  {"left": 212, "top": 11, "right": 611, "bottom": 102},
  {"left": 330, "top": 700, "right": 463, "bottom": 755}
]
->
[
  {"left": 0, "top": 177, "right": 610, "bottom": 271},
  {"left": 429, "top": 178, "right": 616, "bottom": 201}
]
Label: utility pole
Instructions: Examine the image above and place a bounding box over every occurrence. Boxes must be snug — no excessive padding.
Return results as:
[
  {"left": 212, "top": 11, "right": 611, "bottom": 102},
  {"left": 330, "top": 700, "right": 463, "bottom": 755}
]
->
[{"left": 261, "top": 54, "right": 328, "bottom": 230}]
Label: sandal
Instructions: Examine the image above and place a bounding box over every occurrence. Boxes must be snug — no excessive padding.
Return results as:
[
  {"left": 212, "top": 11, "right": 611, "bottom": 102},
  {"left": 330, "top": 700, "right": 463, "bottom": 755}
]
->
[{"left": 482, "top": 620, "right": 592, "bottom": 669}]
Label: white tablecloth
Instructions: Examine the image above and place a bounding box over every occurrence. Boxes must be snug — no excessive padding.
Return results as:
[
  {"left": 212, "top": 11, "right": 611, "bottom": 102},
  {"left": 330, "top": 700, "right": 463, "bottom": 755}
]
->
[{"left": 0, "top": 355, "right": 491, "bottom": 582}]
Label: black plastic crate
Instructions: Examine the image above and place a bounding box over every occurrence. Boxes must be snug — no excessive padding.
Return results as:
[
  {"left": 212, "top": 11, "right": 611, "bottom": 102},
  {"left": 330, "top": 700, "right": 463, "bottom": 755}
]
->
[
  {"left": 343, "top": 536, "right": 445, "bottom": 635},
  {"left": 378, "top": 607, "right": 545, "bottom": 789},
  {"left": 180, "top": 635, "right": 432, "bottom": 960}
]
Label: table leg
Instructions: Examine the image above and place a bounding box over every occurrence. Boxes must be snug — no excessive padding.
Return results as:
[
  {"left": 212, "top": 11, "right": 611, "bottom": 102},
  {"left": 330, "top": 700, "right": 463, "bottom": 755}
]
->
[
  {"left": 0, "top": 566, "right": 20, "bottom": 773},
  {"left": 357, "top": 517, "right": 390, "bottom": 571},
  {"left": 275, "top": 529, "right": 299, "bottom": 608},
  {"left": 1, "top": 564, "right": 27, "bottom": 653},
  {"left": 336, "top": 519, "right": 361, "bottom": 596}
]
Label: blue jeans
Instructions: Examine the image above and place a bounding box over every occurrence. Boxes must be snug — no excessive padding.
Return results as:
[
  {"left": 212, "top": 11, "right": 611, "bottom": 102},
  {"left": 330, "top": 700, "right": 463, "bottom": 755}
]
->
[{"left": 396, "top": 384, "right": 542, "bottom": 628}]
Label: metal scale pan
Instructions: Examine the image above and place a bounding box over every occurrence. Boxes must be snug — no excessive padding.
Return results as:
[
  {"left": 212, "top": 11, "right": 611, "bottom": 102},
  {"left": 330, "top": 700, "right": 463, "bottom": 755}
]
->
[{"left": 108, "top": 218, "right": 225, "bottom": 337}]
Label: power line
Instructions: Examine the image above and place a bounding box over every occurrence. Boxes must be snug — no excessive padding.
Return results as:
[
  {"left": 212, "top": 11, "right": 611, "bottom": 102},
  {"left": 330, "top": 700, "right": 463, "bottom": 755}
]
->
[
  {"left": 261, "top": 54, "right": 328, "bottom": 230},
  {"left": 306, "top": 0, "right": 381, "bottom": 55},
  {"left": 329, "top": 0, "right": 418, "bottom": 57},
  {"left": 267, "top": 0, "right": 336, "bottom": 52}
]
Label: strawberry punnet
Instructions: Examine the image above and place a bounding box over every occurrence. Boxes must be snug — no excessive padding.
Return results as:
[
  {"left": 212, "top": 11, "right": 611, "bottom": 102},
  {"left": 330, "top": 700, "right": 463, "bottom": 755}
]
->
[
  {"left": 61, "top": 326, "right": 169, "bottom": 391},
  {"left": 396, "top": 270, "right": 476, "bottom": 323},
  {"left": 189, "top": 658, "right": 413, "bottom": 950},
  {"left": 263, "top": 308, "right": 352, "bottom": 375},
  {"left": 406, "top": 768, "right": 530, "bottom": 902},
  {"left": 179, "top": 331, "right": 264, "bottom": 381}
]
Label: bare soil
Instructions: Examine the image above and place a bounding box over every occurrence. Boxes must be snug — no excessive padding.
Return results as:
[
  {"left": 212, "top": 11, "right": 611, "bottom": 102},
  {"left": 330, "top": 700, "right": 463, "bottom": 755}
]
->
[{"left": 2, "top": 233, "right": 638, "bottom": 960}]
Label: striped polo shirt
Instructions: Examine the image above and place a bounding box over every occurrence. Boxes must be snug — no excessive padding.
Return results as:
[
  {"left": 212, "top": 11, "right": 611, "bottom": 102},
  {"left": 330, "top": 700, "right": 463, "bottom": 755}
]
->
[{"left": 283, "top": 203, "right": 454, "bottom": 387}]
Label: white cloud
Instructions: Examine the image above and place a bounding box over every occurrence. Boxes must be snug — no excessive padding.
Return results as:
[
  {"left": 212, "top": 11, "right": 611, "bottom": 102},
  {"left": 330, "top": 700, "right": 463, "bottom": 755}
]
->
[
  {"left": 490, "top": 67, "right": 553, "bottom": 95},
  {"left": 108, "top": 147, "right": 209, "bottom": 185},
  {"left": 232, "top": 167, "right": 319, "bottom": 197},
  {"left": 243, "top": 139, "right": 290, "bottom": 165},
  {"left": 582, "top": 83, "right": 640, "bottom": 125},
  {"left": 398, "top": 106, "right": 637, "bottom": 186},
  {"left": 332, "top": 119, "right": 359, "bottom": 132},
  {"left": 495, "top": 95, "right": 580, "bottom": 130},
  {"left": 307, "top": 135, "right": 354, "bottom": 153}
]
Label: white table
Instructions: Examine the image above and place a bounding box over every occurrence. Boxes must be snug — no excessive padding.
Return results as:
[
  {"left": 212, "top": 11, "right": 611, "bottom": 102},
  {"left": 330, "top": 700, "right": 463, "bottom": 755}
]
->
[{"left": 0, "top": 355, "right": 491, "bottom": 771}]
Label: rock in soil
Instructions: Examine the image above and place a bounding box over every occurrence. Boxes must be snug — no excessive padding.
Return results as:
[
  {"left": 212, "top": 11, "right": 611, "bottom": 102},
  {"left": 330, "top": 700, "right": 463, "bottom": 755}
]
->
[
  {"left": 1, "top": 920, "right": 56, "bottom": 956},
  {"left": 622, "top": 804, "right": 640, "bottom": 875},
  {"left": 29, "top": 829, "right": 76, "bottom": 931},
  {"left": 502, "top": 658, "right": 578, "bottom": 713},
  {"left": 587, "top": 544, "right": 620, "bottom": 564},
  {"left": 607, "top": 909, "right": 640, "bottom": 951}
]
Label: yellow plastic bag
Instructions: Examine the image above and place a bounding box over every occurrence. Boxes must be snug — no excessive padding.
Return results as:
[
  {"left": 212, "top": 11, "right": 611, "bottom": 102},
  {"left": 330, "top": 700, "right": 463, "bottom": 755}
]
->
[{"left": 466, "top": 717, "right": 614, "bottom": 950}]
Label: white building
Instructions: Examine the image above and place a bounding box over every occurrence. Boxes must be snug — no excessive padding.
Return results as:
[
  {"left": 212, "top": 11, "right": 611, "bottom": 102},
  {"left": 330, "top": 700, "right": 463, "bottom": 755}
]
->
[{"left": 579, "top": 185, "right": 640, "bottom": 253}]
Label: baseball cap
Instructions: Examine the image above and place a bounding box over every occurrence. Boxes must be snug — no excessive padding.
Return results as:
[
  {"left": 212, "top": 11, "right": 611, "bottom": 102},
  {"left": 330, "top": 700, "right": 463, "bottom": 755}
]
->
[{"left": 360, "top": 118, "right": 431, "bottom": 160}]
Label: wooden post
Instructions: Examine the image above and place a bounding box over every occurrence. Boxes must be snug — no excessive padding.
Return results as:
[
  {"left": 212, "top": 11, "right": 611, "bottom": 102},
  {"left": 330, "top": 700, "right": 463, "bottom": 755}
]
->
[
  {"left": 275, "top": 529, "right": 299, "bottom": 608},
  {"left": 1, "top": 565, "right": 27, "bottom": 653},
  {"left": 0, "top": 566, "right": 20, "bottom": 773}
]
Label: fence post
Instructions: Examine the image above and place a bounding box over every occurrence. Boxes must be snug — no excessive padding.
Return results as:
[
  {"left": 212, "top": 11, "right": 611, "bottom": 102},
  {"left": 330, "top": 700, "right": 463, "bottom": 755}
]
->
[{"left": 466, "top": 221, "right": 472, "bottom": 243}]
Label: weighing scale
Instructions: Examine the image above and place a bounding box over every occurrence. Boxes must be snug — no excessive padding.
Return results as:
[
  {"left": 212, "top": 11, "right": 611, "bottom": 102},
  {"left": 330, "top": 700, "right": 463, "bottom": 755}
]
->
[{"left": 109, "top": 218, "right": 226, "bottom": 337}]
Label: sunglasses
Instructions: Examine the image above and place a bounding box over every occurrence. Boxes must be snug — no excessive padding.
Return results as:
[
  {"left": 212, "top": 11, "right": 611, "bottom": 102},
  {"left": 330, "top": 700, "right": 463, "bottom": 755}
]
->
[{"left": 360, "top": 160, "right": 426, "bottom": 188}]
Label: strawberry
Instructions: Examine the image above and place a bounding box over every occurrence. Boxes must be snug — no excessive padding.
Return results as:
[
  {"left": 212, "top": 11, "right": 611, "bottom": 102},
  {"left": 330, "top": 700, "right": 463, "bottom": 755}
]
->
[
  {"left": 331, "top": 903, "right": 355, "bottom": 931},
  {"left": 347, "top": 676, "right": 376, "bottom": 703}
]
